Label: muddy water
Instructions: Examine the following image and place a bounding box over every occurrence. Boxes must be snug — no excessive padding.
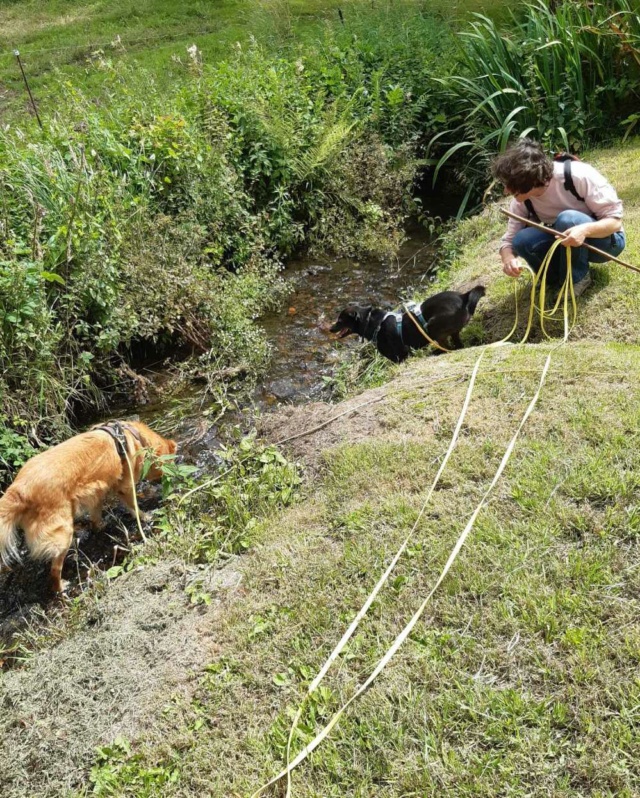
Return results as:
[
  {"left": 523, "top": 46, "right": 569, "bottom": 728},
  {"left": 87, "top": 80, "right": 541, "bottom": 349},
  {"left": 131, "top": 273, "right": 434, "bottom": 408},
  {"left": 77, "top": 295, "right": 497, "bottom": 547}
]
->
[
  {"left": 0, "top": 227, "right": 442, "bottom": 659},
  {"left": 258, "top": 227, "right": 438, "bottom": 405}
]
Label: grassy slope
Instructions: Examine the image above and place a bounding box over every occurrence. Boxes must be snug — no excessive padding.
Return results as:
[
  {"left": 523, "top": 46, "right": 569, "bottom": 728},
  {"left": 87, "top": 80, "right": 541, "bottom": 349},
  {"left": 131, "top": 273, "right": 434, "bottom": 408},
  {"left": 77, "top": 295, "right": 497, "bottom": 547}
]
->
[
  {"left": 115, "top": 142, "right": 640, "bottom": 796},
  {"left": 0, "top": 134, "right": 638, "bottom": 793},
  {"left": 0, "top": 147, "right": 638, "bottom": 793},
  {"left": 0, "top": 143, "right": 638, "bottom": 795},
  {"left": 0, "top": 4, "right": 638, "bottom": 789},
  {"left": 0, "top": 0, "right": 510, "bottom": 118}
]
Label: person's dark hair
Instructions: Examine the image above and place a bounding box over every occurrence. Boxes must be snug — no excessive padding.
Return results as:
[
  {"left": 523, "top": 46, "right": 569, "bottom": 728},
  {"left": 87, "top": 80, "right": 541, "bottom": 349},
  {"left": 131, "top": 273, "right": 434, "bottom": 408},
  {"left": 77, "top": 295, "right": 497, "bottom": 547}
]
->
[{"left": 491, "top": 139, "right": 553, "bottom": 194}]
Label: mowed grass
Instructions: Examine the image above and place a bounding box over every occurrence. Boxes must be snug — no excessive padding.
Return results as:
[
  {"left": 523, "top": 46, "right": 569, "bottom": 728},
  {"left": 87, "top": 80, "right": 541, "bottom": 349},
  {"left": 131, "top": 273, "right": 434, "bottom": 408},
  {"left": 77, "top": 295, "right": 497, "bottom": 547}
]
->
[
  {"left": 39, "top": 142, "right": 639, "bottom": 795},
  {"left": 0, "top": 0, "right": 511, "bottom": 119},
  {"left": 71, "top": 343, "right": 640, "bottom": 797}
]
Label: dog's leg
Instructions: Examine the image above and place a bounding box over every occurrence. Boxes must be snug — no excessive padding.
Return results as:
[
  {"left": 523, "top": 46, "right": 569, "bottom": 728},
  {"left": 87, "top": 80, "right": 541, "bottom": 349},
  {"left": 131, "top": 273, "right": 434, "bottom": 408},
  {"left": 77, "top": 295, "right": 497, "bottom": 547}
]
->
[
  {"left": 87, "top": 494, "right": 107, "bottom": 531},
  {"left": 44, "top": 523, "right": 74, "bottom": 595},
  {"left": 50, "top": 549, "right": 69, "bottom": 595},
  {"left": 23, "top": 510, "right": 75, "bottom": 594},
  {"left": 432, "top": 338, "right": 449, "bottom": 355},
  {"left": 117, "top": 482, "right": 151, "bottom": 525},
  {"left": 451, "top": 331, "right": 464, "bottom": 350},
  {"left": 89, "top": 506, "right": 103, "bottom": 531}
]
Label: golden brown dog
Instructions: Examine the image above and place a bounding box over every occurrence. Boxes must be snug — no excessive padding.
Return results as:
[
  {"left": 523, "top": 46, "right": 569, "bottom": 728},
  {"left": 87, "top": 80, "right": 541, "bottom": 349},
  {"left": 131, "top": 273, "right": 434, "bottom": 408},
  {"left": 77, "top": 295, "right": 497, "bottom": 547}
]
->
[{"left": 0, "top": 420, "right": 176, "bottom": 594}]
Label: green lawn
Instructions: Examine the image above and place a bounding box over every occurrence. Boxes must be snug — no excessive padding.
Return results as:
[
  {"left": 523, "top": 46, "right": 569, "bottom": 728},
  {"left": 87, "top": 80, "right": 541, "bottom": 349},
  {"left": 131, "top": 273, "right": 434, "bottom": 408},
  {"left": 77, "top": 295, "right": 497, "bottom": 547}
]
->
[{"left": 0, "top": 0, "right": 511, "bottom": 120}]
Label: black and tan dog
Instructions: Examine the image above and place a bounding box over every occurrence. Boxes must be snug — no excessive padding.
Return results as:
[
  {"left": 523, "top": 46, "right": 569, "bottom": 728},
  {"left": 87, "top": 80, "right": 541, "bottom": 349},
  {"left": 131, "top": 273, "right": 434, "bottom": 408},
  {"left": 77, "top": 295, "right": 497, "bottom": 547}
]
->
[{"left": 330, "top": 285, "right": 485, "bottom": 363}]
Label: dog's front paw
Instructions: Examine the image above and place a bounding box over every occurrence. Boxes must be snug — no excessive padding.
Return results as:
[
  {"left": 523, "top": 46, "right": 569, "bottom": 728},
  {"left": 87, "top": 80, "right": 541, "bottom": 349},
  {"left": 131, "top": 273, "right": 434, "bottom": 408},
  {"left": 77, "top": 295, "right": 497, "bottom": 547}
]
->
[{"left": 51, "top": 579, "right": 70, "bottom": 597}]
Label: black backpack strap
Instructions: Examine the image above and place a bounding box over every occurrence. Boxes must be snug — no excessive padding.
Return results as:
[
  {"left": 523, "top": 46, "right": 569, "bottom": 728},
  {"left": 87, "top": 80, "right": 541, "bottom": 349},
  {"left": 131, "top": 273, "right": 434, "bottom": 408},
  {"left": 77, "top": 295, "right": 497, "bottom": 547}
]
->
[
  {"left": 524, "top": 198, "right": 540, "bottom": 223},
  {"left": 563, "top": 159, "right": 584, "bottom": 202}
]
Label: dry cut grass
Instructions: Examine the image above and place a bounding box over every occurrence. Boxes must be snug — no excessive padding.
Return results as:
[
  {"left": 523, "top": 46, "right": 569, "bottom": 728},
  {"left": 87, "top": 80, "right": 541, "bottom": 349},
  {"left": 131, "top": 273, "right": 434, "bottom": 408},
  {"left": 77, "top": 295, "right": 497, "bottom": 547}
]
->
[{"left": 39, "top": 340, "right": 638, "bottom": 798}]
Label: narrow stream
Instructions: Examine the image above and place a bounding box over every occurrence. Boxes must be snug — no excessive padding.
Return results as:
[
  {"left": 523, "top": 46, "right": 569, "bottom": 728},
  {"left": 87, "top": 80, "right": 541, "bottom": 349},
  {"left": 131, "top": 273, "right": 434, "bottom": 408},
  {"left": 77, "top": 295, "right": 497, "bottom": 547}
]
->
[
  {"left": 0, "top": 225, "right": 442, "bottom": 652},
  {"left": 258, "top": 225, "right": 438, "bottom": 405}
]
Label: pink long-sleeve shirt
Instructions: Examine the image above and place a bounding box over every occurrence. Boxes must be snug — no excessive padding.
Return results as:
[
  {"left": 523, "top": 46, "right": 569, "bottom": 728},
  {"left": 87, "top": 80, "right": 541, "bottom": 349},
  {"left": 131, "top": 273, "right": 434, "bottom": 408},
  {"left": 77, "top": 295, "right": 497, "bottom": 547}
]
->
[{"left": 500, "top": 160, "right": 624, "bottom": 252}]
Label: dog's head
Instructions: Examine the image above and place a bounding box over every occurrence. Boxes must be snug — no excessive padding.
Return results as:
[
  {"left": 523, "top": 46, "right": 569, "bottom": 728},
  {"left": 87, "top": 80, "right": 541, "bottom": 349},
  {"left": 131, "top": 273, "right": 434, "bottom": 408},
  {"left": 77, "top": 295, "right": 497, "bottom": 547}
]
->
[
  {"left": 329, "top": 305, "right": 372, "bottom": 339},
  {"left": 127, "top": 421, "right": 177, "bottom": 482}
]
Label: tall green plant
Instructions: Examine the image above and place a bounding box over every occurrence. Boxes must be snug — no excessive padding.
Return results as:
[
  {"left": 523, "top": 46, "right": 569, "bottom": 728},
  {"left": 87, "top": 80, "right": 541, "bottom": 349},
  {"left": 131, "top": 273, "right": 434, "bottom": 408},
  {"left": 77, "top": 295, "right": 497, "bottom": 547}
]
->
[{"left": 429, "top": 0, "right": 640, "bottom": 211}]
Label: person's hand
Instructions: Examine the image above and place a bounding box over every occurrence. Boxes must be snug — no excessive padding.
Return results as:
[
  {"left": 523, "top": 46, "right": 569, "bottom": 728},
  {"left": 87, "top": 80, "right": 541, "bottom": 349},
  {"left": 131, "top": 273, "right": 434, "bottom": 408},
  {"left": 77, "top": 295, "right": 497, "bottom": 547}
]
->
[
  {"left": 560, "top": 225, "right": 588, "bottom": 247},
  {"left": 502, "top": 257, "right": 523, "bottom": 278}
]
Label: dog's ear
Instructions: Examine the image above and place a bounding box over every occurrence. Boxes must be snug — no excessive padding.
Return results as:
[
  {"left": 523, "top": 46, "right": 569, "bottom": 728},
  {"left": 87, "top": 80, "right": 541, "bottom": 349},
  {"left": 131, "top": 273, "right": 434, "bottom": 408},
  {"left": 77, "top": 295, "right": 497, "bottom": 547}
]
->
[
  {"left": 167, "top": 439, "right": 177, "bottom": 454},
  {"left": 352, "top": 305, "right": 372, "bottom": 324}
]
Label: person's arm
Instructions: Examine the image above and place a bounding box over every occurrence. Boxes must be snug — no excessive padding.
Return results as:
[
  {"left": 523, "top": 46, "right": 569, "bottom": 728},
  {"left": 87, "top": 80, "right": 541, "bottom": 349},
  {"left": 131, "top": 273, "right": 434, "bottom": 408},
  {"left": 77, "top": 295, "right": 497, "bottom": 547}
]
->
[
  {"left": 500, "top": 245, "right": 523, "bottom": 277},
  {"left": 561, "top": 216, "right": 623, "bottom": 247},
  {"left": 565, "top": 165, "right": 623, "bottom": 247},
  {"left": 499, "top": 198, "right": 527, "bottom": 276}
]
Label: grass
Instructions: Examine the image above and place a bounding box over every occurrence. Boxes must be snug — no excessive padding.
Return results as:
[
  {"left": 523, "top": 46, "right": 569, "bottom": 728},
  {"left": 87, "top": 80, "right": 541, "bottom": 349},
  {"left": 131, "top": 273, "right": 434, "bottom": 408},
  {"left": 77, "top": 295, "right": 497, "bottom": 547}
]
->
[
  {"left": 68, "top": 342, "right": 640, "bottom": 797},
  {"left": 2, "top": 137, "right": 639, "bottom": 796},
  {"left": 0, "top": 0, "right": 511, "bottom": 120}
]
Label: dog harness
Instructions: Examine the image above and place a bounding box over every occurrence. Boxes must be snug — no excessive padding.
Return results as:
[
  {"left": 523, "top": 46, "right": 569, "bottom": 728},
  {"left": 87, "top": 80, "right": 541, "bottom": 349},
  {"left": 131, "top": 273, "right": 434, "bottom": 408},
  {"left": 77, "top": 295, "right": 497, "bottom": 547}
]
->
[
  {"left": 370, "top": 311, "right": 397, "bottom": 346},
  {"left": 403, "top": 302, "right": 430, "bottom": 339},
  {"left": 93, "top": 421, "right": 142, "bottom": 459},
  {"left": 369, "top": 303, "right": 430, "bottom": 347}
]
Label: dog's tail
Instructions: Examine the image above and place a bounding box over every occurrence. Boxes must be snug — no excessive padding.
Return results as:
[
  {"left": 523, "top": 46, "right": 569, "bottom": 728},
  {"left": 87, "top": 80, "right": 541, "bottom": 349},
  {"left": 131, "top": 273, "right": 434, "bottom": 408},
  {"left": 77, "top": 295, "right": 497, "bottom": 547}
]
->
[
  {"left": 0, "top": 488, "right": 24, "bottom": 566},
  {"left": 464, "top": 285, "right": 486, "bottom": 317}
]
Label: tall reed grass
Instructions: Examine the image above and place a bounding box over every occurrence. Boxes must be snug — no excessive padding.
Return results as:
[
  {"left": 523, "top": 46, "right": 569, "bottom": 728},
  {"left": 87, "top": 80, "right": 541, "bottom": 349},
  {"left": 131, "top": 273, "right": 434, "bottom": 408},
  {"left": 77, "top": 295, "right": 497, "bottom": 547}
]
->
[{"left": 430, "top": 0, "right": 640, "bottom": 211}]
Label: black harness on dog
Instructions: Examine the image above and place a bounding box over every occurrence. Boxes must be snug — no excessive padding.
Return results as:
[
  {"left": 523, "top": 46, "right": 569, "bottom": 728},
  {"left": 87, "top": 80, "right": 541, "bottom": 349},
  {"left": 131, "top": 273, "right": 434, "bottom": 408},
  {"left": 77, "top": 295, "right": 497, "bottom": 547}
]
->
[
  {"left": 368, "top": 302, "right": 430, "bottom": 347},
  {"left": 93, "top": 421, "right": 142, "bottom": 459}
]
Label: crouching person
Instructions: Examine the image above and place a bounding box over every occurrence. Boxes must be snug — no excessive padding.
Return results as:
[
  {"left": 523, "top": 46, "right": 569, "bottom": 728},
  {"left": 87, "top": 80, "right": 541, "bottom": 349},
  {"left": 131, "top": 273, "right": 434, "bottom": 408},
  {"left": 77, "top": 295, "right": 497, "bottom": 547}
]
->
[{"left": 492, "top": 139, "right": 625, "bottom": 295}]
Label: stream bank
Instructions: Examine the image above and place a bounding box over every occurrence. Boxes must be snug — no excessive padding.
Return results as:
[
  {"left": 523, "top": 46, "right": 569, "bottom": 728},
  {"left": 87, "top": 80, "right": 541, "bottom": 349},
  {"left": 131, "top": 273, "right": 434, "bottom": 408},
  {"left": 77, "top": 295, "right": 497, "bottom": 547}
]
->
[{"left": 0, "top": 224, "right": 443, "bottom": 655}]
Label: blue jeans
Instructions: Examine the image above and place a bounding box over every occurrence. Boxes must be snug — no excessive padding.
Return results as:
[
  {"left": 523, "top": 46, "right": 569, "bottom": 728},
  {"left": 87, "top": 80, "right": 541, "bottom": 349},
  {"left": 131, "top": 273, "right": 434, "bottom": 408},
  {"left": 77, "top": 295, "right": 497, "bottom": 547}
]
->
[{"left": 512, "top": 210, "right": 626, "bottom": 286}]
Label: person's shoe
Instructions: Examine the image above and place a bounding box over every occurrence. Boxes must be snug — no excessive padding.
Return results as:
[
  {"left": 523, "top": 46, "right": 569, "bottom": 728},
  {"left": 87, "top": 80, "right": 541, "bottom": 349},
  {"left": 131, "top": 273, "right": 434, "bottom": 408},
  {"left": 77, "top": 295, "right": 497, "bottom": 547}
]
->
[{"left": 572, "top": 272, "right": 592, "bottom": 298}]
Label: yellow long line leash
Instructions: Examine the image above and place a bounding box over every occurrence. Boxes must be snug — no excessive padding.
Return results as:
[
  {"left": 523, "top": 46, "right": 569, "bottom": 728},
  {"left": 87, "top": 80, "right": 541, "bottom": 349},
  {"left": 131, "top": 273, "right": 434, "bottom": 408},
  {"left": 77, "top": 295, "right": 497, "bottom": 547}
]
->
[
  {"left": 250, "top": 239, "right": 575, "bottom": 798},
  {"left": 123, "top": 444, "right": 148, "bottom": 543}
]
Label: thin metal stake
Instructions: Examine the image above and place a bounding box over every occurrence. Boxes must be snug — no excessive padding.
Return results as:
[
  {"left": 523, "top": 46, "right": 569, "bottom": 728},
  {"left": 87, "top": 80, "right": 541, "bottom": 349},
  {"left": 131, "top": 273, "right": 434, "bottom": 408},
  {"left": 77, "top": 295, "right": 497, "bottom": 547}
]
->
[{"left": 14, "top": 49, "right": 43, "bottom": 130}]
